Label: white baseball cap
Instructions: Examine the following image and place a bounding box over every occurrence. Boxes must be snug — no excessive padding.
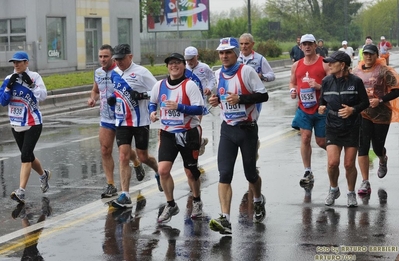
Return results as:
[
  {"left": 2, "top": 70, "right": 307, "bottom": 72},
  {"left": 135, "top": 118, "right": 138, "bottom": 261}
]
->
[
  {"left": 381, "top": 36, "right": 385, "bottom": 40},
  {"left": 300, "top": 34, "right": 316, "bottom": 44},
  {"left": 184, "top": 46, "right": 198, "bottom": 60},
  {"left": 342, "top": 40, "right": 348, "bottom": 45}
]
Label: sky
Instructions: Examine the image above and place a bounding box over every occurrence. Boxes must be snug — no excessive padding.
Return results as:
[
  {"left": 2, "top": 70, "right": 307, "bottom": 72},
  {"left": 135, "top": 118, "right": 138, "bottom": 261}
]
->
[{"left": 209, "top": 0, "right": 262, "bottom": 14}]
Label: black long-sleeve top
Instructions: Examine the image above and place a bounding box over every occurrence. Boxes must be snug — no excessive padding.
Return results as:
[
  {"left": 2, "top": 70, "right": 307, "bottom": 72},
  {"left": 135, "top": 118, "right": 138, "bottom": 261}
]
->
[{"left": 320, "top": 74, "right": 370, "bottom": 131}]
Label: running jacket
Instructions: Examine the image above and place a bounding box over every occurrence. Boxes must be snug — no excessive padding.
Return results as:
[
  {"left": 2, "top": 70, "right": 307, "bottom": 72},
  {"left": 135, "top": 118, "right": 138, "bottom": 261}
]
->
[
  {"left": 110, "top": 62, "right": 157, "bottom": 127},
  {"left": 320, "top": 74, "right": 369, "bottom": 131},
  {"left": 0, "top": 69, "right": 47, "bottom": 126}
]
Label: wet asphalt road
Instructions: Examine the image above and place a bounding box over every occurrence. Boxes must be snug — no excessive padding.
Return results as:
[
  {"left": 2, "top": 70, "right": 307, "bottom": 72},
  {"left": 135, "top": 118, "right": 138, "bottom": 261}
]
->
[{"left": 1, "top": 57, "right": 399, "bottom": 260}]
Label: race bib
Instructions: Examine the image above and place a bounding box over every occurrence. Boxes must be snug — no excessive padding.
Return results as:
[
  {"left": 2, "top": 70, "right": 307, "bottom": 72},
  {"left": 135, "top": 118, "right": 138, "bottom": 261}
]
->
[
  {"left": 114, "top": 98, "right": 125, "bottom": 120},
  {"left": 160, "top": 102, "right": 184, "bottom": 126},
  {"left": 9, "top": 103, "right": 25, "bottom": 122},
  {"left": 300, "top": 88, "right": 317, "bottom": 108},
  {"left": 220, "top": 94, "right": 246, "bottom": 119}
]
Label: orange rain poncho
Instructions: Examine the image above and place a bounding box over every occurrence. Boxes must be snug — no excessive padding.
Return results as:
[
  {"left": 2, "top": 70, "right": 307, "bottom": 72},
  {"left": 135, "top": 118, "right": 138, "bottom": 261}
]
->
[{"left": 353, "top": 58, "right": 399, "bottom": 123}]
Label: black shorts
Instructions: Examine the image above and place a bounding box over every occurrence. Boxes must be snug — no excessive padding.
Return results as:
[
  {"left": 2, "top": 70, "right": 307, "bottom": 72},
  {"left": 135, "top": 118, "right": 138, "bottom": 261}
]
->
[
  {"left": 326, "top": 126, "right": 360, "bottom": 148},
  {"left": 115, "top": 125, "right": 149, "bottom": 150},
  {"left": 158, "top": 128, "right": 200, "bottom": 166}
]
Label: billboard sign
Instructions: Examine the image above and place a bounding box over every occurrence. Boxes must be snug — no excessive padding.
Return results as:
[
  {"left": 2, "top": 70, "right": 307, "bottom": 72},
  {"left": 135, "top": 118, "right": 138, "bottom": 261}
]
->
[{"left": 147, "top": 0, "right": 209, "bottom": 32}]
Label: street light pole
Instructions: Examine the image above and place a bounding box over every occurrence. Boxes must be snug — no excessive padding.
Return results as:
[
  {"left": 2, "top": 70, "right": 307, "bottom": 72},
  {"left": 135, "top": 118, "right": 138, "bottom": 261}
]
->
[{"left": 248, "top": 0, "right": 251, "bottom": 33}]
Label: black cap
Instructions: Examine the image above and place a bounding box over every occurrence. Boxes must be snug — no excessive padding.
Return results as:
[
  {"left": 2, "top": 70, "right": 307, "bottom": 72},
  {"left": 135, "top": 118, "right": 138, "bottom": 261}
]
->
[
  {"left": 112, "top": 44, "right": 131, "bottom": 59},
  {"left": 363, "top": 44, "right": 379, "bottom": 55},
  {"left": 323, "top": 51, "right": 351, "bottom": 66},
  {"left": 164, "top": 53, "right": 185, "bottom": 64},
  {"left": 318, "top": 39, "right": 324, "bottom": 43}
]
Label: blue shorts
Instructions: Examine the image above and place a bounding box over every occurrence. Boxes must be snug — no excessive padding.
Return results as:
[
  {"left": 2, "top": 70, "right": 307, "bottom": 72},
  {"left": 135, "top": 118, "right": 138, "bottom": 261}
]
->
[
  {"left": 292, "top": 107, "right": 326, "bottom": 138},
  {"left": 100, "top": 121, "right": 116, "bottom": 131}
]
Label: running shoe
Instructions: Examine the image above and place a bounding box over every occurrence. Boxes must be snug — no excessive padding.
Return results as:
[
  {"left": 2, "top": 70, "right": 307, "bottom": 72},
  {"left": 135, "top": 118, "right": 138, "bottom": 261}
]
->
[
  {"left": 325, "top": 188, "right": 340, "bottom": 206},
  {"left": 158, "top": 203, "right": 180, "bottom": 223},
  {"left": 378, "top": 189, "right": 388, "bottom": 205},
  {"left": 101, "top": 184, "right": 118, "bottom": 198},
  {"left": 159, "top": 225, "right": 181, "bottom": 240},
  {"left": 191, "top": 200, "right": 203, "bottom": 219},
  {"left": 112, "top": 193, "right": 133, "bottom": 209},
  {"left": 299, "top": 171, "right": 314, "bottom": 186},
  {"left": 10, "top": 188, "right": 25, "bottom": 204},
  {"left": 41, "top": 197, "right": 52, "bottom": 217},
  {"left": 112, "top": 208, "right": 133, "bottom": 224},
  {"left": 40, "top": 169, "right": 51, "bottom": 193},
  {"left": 377, "top": 156, "right": 388, "bottom": 178},
  {"left": 303, "top": 183, "right": 314, "bottom": 203},
  {"left": 347, "top": 192, "right": 358, "bottom": 208},
  {"left": 358, "top": 193, "right": 370, "bottom": 205},
  {"left": 209, "top": 215, "right": 232, "bottom": 235},
  {"left": 199, "top": 137, "right": 208, "bottom": 156},
  {"left": 155, "top": 173, "right": 163, "bottom": 192},
  {"left": 12, "top": 203, "right": 26, "bottom": 219},
  {"left": 253, "top": 194, "right": 266, "bottom": 223},
  {"left": 134, "top": 163, "right": 145, "bottom": 181},
  {"left": 357, "top": 180, "right": 371, "bottom": 195}
]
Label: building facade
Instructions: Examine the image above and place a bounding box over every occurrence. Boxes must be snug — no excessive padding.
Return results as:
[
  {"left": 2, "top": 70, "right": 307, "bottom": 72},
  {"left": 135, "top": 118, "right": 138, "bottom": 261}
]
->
[{"left": 0, "top": 0, "right": 141, "bottom": 73}]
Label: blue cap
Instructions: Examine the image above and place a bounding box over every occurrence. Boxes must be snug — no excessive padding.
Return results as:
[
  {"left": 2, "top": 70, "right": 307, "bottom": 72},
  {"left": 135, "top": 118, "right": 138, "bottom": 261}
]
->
[
  {"left": 216, "top": 37, "right": 239, "bottom": 51},
  {"left": 9, "top": 51, "right": 29, "bottom": 62}
]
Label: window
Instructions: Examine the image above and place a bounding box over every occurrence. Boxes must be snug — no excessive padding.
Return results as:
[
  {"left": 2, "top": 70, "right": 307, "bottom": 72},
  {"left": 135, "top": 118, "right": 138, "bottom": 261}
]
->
[
  {"left": 46, "top": 17, "right": 66, "bottom": 60},
  {"left": 0, "top": 18, "right": 26, "bottom": 51},
  {"left": 118, "top": 18, "right": 132, "bottom": 46}
]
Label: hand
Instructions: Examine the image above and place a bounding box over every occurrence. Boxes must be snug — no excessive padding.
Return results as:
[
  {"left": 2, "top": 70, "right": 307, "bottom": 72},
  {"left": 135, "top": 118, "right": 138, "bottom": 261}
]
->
[
  {"left": 308, "top": 79, "right": 319, "bottom": 89},
  {"left": 318, "top": 105, "right": 326, "bottom": 115},
  {"left": 21, "top": 72, "right": 33, "bottom": 87},
  {"left": 290, "top": 88, "right": 297, "bottom": 99},
  {"left": 150, "top": 111, "right": 159, "bottom": 122},
  {"left": 338, "top": 104, "right": 353, "bottom": 119},
  {"left": 107, "top": 95, "right": 116, "bottom": 106},
  {"left": 130, "top": 90, "right": 149, "bottom": 100},
  {"left": 203, "top": 88, "right": 211, "bottom": 96},
  {"left": 208, "top": 94, "right": 219, "bottom": 107},
  {"left": 7, "top": 73, "right": 19, "bottom": 89},
  {"left": 162, "top": 100, "right": 178, "bottom": 110},
  {"left": 369, "top": 98, "right": 380, "bottom": 108},
  {"left": 226, "top": 92, "right": 239, "bottom": 105},
  {"left": 87, "top": 97, "right": 96, "bottom": 107}
]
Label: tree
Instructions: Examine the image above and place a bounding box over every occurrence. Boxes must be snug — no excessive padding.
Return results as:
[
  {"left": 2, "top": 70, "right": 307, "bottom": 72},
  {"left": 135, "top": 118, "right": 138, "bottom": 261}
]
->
[
  {"left": 354, "top": 0, "right": 398, "bottom": 45},
  {"left": 264, "top": 0, "right": 362, "bottom": 42}
]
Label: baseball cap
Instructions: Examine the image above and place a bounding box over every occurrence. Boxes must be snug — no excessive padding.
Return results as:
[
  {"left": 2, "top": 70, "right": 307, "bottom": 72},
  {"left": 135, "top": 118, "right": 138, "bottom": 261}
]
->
[
  {"left": 318, "top": 39, "right": 324, "bottom": 43},
  {"left": 342, "top": 40, "right": 348, "bottom": 45},
  {"left": 216, "top": 37, "right": 239, "bottom": 51},
  {"left": 164, "top": 53, "right": 185, "bottom": 64},
  {"left": 9, "top": 51, "right": 29, "bottom": 62},
  {"left": 300, "top": 34, "right": 316, "bottom": 44},
  {"left": 381, "top": 36, "right": 385, "bottom": 40},
  {"left": 216, "top": 37, "right": 240, "bottom": 57},
  {"left": 112, "top": 44, "right": 131, "bottom": 59},
  {"left": 363, "top": 44, "right": 379, "bottom": 55},
  {"left": 323, "top": 51, "right": 351, "bottom": 66},
  {"left": 184, "top": 46, "right": 198, "bottom": 60}
]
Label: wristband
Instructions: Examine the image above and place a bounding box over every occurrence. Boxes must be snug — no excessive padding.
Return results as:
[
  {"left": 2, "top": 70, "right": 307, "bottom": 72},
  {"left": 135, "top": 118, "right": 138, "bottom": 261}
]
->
[{"left": 290, "top": 88, "right": 296, "bottom": 93}]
